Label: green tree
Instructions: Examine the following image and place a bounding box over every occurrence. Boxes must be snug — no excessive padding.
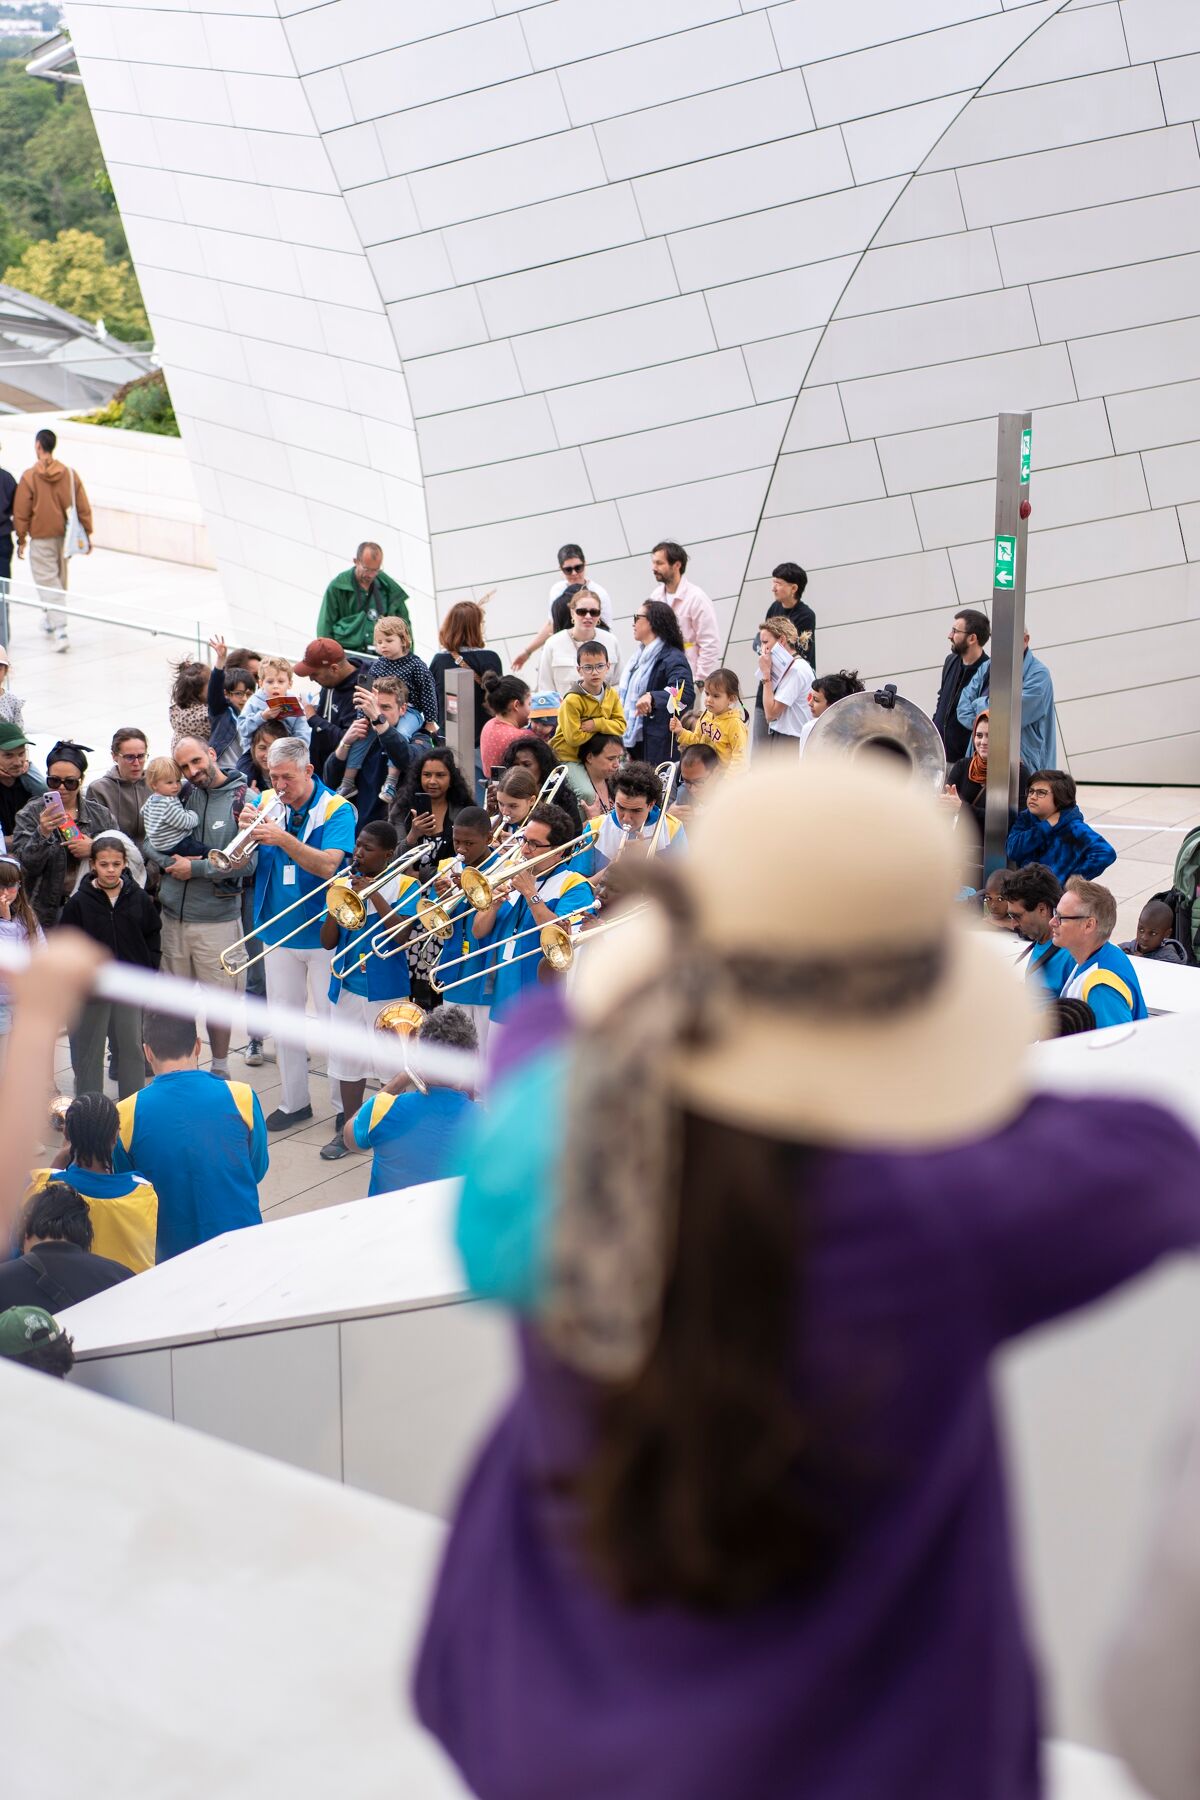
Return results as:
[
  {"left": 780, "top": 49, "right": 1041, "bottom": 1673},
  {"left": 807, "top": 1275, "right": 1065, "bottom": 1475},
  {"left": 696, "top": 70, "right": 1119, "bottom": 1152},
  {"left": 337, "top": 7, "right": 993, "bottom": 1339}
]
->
[{"left": 4, "top": 228, "right": 149, "bottom": 342}]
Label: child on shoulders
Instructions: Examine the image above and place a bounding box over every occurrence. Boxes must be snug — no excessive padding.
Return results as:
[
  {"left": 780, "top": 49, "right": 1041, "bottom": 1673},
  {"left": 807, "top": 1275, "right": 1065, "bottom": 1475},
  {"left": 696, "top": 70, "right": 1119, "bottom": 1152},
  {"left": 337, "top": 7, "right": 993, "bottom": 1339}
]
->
[{"left": 236, "top": 655, "right": 312, "bottom": 751}]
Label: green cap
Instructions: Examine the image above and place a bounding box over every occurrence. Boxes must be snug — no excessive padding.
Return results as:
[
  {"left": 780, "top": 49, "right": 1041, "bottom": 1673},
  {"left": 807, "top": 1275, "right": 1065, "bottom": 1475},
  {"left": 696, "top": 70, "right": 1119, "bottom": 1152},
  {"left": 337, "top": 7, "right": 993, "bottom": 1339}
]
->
[{"left": 0, "top": 1305, "right": 63, "bottom": 1361}]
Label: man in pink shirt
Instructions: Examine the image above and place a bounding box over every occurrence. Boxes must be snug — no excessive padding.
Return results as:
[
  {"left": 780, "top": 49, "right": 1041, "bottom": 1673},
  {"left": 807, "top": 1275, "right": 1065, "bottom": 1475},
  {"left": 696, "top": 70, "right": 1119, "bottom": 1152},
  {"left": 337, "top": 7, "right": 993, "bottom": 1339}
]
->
[{"left": 650, "top": 541, "right": 721, "bottom": 685}]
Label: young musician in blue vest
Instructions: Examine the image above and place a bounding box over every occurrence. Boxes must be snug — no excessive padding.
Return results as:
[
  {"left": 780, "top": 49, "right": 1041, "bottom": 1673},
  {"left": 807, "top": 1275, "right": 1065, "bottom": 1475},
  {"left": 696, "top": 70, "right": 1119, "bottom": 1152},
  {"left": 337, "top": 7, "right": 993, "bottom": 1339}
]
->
[
  {"left": 589, "top": 760, "right": 687, "bottom": 869},
  {"left": 319, "top": 819, "right": 421, "bottom": 1162},
  {"left": 470, "top": 802, "right": 594, "bottom": 1033},
  {"left": 429, "top": 807, "right": 501, "bottom": 1051}
]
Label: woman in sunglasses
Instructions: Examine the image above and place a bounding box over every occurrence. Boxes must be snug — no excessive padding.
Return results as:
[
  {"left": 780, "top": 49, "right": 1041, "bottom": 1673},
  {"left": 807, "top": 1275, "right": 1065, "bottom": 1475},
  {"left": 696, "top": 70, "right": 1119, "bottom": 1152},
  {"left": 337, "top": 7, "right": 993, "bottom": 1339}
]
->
[
  {"left": 536, "top": 586, "right": 622, "bottom": 696},
  {"left": 10, "top": 739, "right": 117, "bottom": 929},
  {"left": 513, "top": 545, "right": 615, "bottom": 672}
]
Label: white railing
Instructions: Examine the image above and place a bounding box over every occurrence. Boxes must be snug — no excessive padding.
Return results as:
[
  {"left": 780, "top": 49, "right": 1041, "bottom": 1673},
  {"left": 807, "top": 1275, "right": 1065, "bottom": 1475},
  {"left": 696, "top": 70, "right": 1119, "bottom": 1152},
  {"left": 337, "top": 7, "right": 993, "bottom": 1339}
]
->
[{"left": 0, "top": 576, "right": 209, "bottom": 658}]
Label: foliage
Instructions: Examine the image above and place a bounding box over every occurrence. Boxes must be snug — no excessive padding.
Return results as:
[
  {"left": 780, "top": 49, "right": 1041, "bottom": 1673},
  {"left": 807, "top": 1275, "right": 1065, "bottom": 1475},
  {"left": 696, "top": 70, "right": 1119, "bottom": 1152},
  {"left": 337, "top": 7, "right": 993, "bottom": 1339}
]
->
[
  {"left": 0, "top": 63, "right": 127, "bottom": 255},
  {"left": 3, "top": 227, "right": 149, "bottom": 341},
  {"left": 74, "top": 369, "right": 180, "bottom": 437}
]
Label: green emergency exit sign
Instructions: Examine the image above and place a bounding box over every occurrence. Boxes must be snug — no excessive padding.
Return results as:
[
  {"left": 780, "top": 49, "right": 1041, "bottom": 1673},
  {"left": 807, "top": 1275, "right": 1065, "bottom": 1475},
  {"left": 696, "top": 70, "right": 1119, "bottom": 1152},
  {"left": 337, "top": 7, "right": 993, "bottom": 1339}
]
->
[
  {"left": 1020, "top": 427, "right": 1032, "bottom": 484},
  {"left": 994, "top": 534, "right": 1016, "bottom": 589}
]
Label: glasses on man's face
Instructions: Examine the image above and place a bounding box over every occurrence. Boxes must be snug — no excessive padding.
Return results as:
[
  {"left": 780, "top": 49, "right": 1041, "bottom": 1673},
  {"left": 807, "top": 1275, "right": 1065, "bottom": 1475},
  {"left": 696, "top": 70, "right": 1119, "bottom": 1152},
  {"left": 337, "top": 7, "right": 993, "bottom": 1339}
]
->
[
  {"left": 119, "top": 751, "right": 146, "bottom": 764},
  {"left": 46, "top": 775, "right": 81, "bottom": 790},
  {"left": 561, "top": 562, "right": 584, "bottom": 576},
  {"left": 1052, "top": 909, "right": 1088, "bottom": 924}
]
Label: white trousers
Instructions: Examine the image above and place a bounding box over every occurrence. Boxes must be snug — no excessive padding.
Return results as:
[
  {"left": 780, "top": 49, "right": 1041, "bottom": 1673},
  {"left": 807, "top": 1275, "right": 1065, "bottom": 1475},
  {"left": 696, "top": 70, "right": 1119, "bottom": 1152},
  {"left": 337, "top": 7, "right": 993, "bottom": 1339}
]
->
[
  {"left": 459, "top": 1002, "right": 490, "bottom": 1056},
  {"left": 264, "top": 944, "right": 334, "bottom": 1113}
]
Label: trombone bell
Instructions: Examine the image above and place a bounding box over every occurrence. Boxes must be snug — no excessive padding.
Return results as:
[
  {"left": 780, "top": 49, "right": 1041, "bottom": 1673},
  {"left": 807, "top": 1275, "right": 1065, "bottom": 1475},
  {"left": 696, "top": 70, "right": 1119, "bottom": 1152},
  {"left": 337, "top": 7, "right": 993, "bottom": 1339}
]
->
[
  {"left": 540, "top": 922, "right": 575, "bottom": 972},
  {"left": 326, "top": 880, "right": 369, "bottom": 931},
  {"left": 417, "top": 897, "right": 455, "bottom": 942},
  {"left": 373, "top": 1000, "right": 425, "bottom": 1038}
]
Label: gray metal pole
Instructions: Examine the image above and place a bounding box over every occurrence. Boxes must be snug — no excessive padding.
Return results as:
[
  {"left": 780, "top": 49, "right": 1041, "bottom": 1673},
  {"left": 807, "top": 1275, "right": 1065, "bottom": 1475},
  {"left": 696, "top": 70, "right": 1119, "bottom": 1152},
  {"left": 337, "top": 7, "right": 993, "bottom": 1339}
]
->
[
  {"left": 442, "top": 664, "right": 477, "bottom": 794},
  {"left": 982, "top": 410, "right": 1033, "bottom": 877}
]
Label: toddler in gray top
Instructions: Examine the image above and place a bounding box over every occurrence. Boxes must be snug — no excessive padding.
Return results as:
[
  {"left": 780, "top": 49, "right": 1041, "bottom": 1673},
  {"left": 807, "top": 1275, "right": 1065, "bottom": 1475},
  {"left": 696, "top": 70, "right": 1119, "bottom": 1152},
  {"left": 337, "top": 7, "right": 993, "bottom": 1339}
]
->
[{"left": 140, "top": 756, "right": 206, "bottom": 858}]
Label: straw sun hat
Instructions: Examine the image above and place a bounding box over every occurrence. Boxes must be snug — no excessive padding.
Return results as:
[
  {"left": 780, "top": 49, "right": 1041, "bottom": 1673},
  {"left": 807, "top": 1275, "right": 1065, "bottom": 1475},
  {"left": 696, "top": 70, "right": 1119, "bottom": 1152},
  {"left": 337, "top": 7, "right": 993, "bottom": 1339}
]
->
[{"left": 572, "top": 757, "right": 1037, "bottom": 1151}]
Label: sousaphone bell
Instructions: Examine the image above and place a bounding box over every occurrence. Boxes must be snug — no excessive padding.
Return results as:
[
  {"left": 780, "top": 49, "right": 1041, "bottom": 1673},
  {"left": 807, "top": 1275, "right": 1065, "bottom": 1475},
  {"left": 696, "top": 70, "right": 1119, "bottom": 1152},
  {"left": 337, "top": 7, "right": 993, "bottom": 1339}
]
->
[{"left": 804, "top": 684, "right": 947, "bottom": 794}]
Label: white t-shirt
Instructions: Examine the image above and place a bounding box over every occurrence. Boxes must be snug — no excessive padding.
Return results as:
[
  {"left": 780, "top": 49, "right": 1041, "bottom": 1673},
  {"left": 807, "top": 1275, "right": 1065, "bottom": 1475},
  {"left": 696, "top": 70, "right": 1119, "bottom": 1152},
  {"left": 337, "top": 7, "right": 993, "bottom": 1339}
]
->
[
  {"left": 537, "top": 626, "right": 622, "bottom": 695},
  {"left": 767, "top": 655, "right": 815, "bottom": 738}
]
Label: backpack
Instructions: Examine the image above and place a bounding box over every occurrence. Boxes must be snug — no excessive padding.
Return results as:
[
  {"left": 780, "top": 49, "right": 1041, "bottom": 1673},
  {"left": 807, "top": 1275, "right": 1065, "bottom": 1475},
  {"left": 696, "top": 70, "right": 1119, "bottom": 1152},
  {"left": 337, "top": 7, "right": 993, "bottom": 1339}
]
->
[{"left": 1155, "top": 827, "right": 1200, "bottom": 966}]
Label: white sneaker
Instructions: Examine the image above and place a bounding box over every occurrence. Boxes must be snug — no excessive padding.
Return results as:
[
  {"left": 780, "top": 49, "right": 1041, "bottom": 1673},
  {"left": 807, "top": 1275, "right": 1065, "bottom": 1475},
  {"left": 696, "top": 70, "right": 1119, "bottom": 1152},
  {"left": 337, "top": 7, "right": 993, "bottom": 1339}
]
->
[{"left": 54, "top": 627, "right": 69, "bottom": 653}]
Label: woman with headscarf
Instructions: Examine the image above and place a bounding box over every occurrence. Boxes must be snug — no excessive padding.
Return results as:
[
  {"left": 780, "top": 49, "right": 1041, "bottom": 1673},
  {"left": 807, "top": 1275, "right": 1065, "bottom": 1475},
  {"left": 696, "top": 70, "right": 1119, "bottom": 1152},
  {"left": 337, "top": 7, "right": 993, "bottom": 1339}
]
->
[
  {"left": 11, "top": 740, "right": 117, "bottom": 929},
  {"left": 414, "top": 759, "right": 1200, "bottom": 1800}
]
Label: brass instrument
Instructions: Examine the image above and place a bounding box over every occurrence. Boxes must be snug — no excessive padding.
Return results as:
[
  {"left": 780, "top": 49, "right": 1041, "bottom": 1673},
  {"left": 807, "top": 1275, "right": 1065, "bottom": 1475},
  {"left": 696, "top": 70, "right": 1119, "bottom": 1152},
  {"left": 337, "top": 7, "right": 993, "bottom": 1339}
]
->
[
  {"left": 458, "top": 827, "right": 593, "bottom": 912},
  {"left": 48, "top": 1092, "right": 72, "bottom": 1132},
  {"left": 646, "top": 760, "right": 680, "bottom": 856},
  {"left": 373, "top": 998, "right": 427, "bottom": 1094},
  {"left": 434, "top": 903, "right": 645, "bottom": 996},
  {"left": 325, "top": 843, "right": 430, "bottom": 933},
  {"left": 208, "top": 793, "right": 284, "bottom": 872},
  {"left": 370, "top": 854, "right": 471, "bottom": 963},
  {"left": 804, "top": 685, "right": 947, "bottom": 793}
]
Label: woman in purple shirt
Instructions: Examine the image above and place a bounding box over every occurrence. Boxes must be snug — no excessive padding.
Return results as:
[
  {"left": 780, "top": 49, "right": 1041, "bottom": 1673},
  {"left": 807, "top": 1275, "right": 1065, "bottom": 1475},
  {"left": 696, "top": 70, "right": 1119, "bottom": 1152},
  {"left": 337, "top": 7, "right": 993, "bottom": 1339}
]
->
[{"left": 416, "top": 762, "right": 1200, "bottom": 1799}]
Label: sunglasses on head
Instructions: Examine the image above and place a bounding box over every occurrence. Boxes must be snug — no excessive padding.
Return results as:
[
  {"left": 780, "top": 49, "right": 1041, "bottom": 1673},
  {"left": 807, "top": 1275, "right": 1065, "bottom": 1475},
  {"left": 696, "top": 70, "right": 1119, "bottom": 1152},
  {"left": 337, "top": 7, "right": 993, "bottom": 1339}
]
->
[{"left": 46, "top": 775, "right": 81, "bottom": 790}]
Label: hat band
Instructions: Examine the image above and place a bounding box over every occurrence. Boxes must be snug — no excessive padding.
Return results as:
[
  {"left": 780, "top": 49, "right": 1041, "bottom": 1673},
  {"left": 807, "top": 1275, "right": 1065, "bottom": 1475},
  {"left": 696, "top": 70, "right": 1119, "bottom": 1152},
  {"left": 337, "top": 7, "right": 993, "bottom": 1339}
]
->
[{"left": 713, "top": 942, "right": 946, "bottom": 1016}]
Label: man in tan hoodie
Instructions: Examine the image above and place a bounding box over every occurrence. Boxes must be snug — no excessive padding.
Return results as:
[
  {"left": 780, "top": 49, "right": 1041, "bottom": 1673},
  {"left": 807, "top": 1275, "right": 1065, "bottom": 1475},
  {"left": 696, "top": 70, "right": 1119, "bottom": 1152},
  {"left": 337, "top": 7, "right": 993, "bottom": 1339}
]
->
[{"left": 14, "top": 427, "right": 93, "bottom": 653}]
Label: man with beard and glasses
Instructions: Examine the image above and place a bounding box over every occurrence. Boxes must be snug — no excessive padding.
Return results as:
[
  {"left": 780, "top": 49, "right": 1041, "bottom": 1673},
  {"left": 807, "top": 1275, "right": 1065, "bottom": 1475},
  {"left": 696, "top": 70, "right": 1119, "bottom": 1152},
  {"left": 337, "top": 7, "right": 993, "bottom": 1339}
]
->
[
  {"left": 932, "top": 610, "right": 989, "bottom": 765},
  {"left": 151, "top": 737, "right": 248, "bottom": 1081}
]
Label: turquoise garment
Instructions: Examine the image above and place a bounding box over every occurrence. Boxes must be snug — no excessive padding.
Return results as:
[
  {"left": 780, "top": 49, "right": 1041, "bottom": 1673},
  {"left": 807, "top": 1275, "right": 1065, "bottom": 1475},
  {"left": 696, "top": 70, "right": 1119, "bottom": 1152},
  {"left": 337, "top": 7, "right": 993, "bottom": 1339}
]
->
[{"left": 455, "top": 1050, "right": 563, "bottom": 1310}]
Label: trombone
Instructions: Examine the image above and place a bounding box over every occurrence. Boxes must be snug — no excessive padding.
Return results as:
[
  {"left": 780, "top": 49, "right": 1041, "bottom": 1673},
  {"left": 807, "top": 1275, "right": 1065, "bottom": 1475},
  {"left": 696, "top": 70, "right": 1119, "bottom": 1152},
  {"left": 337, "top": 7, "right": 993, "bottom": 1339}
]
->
[
  {"left": 325, "top": 844, "right": 437, "bottom": 981},
  {"left": 433, "top": 903, "right": 645, "bottom": 995},
  {"left": 220, "top": 843, "right": 428, "bottom": 978},
  {"left": 456, "top": 827, "right": 594, "bottom": 913}
]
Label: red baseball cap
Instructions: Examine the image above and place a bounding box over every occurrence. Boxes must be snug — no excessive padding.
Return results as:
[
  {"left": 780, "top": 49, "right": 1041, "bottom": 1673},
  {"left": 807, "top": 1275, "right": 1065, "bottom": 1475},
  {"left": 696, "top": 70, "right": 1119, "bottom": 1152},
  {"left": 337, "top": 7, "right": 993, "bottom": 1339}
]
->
[{"left": 294, "top": 637, "right": 348, "bottom": 676}]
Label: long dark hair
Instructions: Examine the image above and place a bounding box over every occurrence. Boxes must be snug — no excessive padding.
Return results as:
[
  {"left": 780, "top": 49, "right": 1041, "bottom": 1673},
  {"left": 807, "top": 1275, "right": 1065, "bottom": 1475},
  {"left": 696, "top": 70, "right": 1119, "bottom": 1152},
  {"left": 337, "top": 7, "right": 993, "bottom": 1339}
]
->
[
  {"left": 392, "top": 746, "right": 473, "bottom": 819},
  {"left": 640, "top": 599, "right": 685, "bottom": 653},
  {"left": 481, "top": 671, "right": 530, "bottom": 719},
  {"left": 576, "top": 1111, "right": 840, "bottom": 1610},
  {"left": 497, "top": 735, "right": 583, "bottom": 834}
]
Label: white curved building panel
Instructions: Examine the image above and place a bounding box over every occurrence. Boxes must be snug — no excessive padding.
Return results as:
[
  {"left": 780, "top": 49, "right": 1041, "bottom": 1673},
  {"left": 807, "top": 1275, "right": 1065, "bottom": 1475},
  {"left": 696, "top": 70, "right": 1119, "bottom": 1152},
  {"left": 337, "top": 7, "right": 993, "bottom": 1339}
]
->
[{"left": 64, "top": 0, "right": 1200, "bottom": 778}]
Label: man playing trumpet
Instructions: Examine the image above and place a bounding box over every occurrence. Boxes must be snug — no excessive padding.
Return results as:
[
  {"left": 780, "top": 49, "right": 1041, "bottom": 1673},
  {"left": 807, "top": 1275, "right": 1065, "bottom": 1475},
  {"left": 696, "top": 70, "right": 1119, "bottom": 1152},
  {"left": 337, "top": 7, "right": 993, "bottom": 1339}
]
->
[{"left": 238, "top": 738, "right": 356, "bottom": 1132}]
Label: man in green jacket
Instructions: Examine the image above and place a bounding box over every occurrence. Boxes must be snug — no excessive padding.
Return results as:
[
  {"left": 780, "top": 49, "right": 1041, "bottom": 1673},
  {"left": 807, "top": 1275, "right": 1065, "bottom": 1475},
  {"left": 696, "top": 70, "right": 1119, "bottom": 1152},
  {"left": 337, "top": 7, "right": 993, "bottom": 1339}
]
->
[{"left": 315, "top": 541, "right": 410, "bottom": 654}]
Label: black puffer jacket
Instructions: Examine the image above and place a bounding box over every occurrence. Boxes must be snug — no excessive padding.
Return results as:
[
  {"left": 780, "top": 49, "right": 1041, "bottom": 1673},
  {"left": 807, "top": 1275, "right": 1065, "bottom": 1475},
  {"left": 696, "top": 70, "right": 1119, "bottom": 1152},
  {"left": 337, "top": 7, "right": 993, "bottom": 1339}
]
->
[
  {"left": 10, "top": 789, "right": 119, "bottom": 928},
  {"left": 59, "top": 869, "right": 161, "bottom": 967}
]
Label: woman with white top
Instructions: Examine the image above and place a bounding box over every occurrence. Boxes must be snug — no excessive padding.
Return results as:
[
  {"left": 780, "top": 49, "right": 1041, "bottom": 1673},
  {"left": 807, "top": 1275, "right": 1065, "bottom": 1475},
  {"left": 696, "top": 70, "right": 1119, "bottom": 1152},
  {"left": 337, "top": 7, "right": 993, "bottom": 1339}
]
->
[
  {"left": 757, "top": 617, "right": 814, "bottom": 752},
  {"left": 536, "top": 586, "right": 621, "bottom": 696}
]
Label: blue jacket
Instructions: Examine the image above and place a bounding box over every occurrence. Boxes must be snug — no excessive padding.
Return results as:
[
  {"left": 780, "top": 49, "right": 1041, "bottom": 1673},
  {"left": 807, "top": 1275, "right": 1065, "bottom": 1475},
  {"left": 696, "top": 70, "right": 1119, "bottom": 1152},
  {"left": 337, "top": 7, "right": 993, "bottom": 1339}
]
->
[
  {"left": 1026, "top": 937, "right": 1075, "bottom": 996},
  {"left": 957, "top": 649, "right": 1056, "bottom": 772},
  {"left": 1006, "top": 805, "right": 1115, "bottom": 884},
  {"left": 625, "top": 643, "right": 695, "bottom": 768},
  {"left": 1061, "top": 942, "right": 1148, "bottom": 1030},
  {"left": 114, "top": 1069, "right": 267, "bottom": 1261}
]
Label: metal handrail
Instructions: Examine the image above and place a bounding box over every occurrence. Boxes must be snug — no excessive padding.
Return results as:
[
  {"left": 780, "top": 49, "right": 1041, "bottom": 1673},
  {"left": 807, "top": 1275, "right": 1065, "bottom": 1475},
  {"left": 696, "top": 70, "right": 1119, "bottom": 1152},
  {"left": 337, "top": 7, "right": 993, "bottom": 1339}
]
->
[{"left": 0, "top": 579, "right": 207, "bottom": 656}]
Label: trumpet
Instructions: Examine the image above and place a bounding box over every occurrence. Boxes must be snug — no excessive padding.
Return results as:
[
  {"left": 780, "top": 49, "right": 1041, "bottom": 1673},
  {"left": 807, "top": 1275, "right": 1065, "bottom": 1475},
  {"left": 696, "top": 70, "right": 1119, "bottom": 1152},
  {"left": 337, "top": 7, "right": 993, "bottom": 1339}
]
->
[
  {"left": 433, "top": 903, "right": 645, "bottom": 995},
  {"left": 208, "top": 792, "right": 284, "bottom": 872}
]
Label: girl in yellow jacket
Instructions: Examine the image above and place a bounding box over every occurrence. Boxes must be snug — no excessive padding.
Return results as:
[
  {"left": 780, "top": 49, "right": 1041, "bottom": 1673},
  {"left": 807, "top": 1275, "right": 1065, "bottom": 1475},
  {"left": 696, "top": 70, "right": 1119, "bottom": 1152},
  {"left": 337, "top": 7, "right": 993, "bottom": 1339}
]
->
[{"left": 669, "top": 667, "right": 750, "bottom": 769}]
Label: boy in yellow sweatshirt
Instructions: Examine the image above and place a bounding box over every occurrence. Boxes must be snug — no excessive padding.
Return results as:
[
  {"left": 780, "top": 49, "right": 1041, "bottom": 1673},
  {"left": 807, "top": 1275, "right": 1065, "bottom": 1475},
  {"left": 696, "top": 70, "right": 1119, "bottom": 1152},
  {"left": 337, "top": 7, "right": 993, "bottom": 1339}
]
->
[
  {"left": 552, "top": 641, "right": 627, "bottom": 763},
  {"left": 670, "top": 666, "right": 750, "bottom": 769}
]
